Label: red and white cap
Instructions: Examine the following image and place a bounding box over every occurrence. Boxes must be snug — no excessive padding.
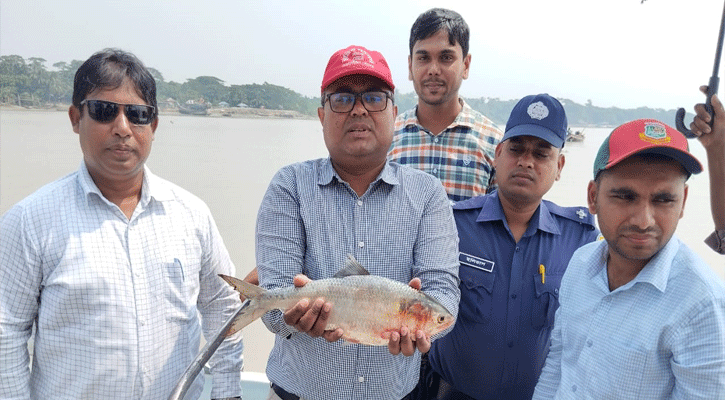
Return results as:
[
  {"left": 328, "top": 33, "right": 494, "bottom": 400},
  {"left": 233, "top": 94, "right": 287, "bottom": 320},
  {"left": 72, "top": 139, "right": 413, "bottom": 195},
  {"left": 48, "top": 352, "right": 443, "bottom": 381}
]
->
[{"left": 321, "top": 45, "right": 395, "bottom": 91}]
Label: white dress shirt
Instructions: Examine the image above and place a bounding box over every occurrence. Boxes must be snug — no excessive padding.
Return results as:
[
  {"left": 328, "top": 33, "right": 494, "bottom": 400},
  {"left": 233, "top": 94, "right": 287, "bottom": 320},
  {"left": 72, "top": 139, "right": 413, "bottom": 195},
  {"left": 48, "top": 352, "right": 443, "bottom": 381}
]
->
[{"left": 0, "top": 163, "right": 244, "bottom": 400}]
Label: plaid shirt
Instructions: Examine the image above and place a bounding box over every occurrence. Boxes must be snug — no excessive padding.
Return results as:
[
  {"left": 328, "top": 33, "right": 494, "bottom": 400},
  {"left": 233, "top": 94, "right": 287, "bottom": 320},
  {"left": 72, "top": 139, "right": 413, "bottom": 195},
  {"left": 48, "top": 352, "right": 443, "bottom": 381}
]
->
[{"left": 388, "top": 100, "right": 503, "bottom": 202}]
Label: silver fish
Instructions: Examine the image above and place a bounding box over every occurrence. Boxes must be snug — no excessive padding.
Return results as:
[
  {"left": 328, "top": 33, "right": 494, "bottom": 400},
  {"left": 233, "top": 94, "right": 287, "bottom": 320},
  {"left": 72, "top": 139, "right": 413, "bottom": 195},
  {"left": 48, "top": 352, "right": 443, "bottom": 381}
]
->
[{"left": 220, "top": 255, "right": 455, "bottom": 345}]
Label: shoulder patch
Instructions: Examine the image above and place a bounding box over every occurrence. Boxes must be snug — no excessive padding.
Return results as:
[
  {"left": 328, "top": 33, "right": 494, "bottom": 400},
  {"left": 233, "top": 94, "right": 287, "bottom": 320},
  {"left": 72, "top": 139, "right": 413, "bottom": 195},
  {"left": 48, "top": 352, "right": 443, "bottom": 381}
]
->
[{"left": 544, "top": 200, "right": 596, "bottom": 228}]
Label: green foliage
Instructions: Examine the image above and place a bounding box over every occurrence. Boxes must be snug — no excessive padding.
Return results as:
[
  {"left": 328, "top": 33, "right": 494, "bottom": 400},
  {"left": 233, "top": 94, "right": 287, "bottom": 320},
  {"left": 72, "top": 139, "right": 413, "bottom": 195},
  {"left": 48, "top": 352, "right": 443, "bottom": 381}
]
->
[
  {"left": 226, "top": 82, "right": 319, "bottom": 114},
  {"left": 0, "top": 54, "right": 695, "bottom": 125}
]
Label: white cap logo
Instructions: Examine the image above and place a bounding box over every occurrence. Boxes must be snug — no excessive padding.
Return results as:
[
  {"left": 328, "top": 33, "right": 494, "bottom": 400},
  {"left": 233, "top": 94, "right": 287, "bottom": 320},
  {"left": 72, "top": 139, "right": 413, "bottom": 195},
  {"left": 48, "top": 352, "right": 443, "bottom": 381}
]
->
[
  {"left": 341, "top": 48, "right": 374, "bottom": 68},
  {"left": 527, "top": 101, "right": 549, "bottom": 120}
]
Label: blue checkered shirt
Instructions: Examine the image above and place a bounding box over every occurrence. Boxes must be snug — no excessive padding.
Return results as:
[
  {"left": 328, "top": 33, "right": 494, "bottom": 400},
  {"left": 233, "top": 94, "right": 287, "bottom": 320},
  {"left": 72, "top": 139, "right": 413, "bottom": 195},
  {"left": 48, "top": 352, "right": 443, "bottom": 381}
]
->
[
  {"left": 0, "top": 163, "right": 244, "bottom": 400},
  {"left": 533, "top": 236, "right": 725, "bottom": 399},
  {"left": 256, "top": 158, "right": 460, "bottom": 400},
  {"left": 388, "top": 100, "right": 503, "bottom": 202}
]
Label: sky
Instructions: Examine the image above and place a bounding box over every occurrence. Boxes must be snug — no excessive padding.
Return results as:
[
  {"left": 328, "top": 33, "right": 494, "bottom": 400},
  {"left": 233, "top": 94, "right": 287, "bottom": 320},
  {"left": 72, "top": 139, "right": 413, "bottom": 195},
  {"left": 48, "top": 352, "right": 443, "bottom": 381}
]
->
[{"left": 1, "top": 0, "right": 723, "bottom": 111}]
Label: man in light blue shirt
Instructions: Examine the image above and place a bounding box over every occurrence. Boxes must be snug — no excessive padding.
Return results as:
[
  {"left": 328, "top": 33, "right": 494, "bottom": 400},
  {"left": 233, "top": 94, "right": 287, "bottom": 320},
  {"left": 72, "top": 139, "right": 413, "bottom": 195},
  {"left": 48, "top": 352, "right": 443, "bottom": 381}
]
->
[
  {"left": 256, "top": 45, "right": 460, "bottom": 400},
  {"left": 533, "top": 119, "right": 725, "bottom": 399}
]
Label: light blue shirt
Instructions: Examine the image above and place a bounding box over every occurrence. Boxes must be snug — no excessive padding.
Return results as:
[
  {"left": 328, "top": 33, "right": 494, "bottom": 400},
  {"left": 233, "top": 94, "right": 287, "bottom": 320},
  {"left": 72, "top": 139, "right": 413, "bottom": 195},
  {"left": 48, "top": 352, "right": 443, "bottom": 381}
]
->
[
  {"left": 430, "top": 193, "right": 598, "bottom": 400},
  {"left": 0, "top": 163, "right": 243, "bottom": 400},
  {"left": 533, "top": 236, "right": 725, "bottom": 399},
  {"left": 256, "top": 158, "right": 460, "bottom": 400}
]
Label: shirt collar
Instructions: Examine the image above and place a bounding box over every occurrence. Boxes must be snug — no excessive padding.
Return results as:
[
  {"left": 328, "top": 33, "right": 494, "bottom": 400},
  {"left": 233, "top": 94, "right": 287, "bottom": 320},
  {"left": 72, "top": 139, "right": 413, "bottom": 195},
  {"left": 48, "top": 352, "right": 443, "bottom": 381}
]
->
[
  {"left": 624, "top": 235, "right": 679, "bottom": 293},
  {"left": 317, "top": 157, "right": 399, "bottom": 188},
  {"left": 403, "top": 98, "right": 475, "bottom": 132},
  {"left": 451, "top": 99, "right": 479, "bottom": 129},
  {"left": 78, "top": 162, "right": 173, "bottom": 208},
  {"left": 589, "top": 235, "right": 680, "bottom": 293},
  {"left": 474, "top": 191, "right": 561, "bottom": 236}
]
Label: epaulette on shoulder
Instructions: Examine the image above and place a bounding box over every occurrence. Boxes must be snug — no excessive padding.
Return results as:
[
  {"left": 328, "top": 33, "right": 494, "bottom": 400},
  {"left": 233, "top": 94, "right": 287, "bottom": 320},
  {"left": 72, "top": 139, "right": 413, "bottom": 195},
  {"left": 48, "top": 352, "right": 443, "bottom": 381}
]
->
[{"left": 543, "top": 200, "right": 596, "bottom": 228}]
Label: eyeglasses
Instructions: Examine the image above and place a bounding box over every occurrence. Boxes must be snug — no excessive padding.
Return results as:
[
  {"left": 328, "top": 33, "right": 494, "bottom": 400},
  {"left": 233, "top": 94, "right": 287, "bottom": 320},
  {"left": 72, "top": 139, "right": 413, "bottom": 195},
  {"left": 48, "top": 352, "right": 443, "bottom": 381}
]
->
[
  {"left": 80, "top": 99, "right": 156, "bottom": 125},
  {"left": 322, "top": 91, "right": 392, "bottom": 113}
]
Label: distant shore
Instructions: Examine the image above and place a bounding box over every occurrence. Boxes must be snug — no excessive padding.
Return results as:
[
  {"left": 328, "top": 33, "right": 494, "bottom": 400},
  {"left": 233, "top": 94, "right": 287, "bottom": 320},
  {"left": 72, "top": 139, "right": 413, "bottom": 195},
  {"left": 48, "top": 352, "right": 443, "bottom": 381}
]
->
[{"left": 0, "top": 104, "right": 315, "bottom": 120}]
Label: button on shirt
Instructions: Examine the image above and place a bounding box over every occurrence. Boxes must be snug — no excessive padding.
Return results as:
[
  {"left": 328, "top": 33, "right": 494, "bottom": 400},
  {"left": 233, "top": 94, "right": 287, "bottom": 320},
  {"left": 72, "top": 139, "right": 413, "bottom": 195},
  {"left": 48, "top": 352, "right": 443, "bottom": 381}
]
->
[
  {"left": 429, "top": 192, "right": 598, "bottom": 400},
  {"left": 0, "top": 164, "right": 243, "bottom": 400},
  {"left": 257, "top": 158, "right": 460, "bottom": 400},
  {"left": 388, "top": 100, "right": 503, "bottom": 202},
  {"left": 533, "top": 237, "right": 725, "bottom": 399}
]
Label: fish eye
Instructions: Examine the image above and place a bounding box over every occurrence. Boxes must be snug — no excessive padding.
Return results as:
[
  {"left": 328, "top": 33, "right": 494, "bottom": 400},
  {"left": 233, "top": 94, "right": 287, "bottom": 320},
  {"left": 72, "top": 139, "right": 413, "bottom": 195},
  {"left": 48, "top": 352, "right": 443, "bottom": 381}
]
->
[{"left": 438, "top": 315, "right": 445, "bottom": 323}]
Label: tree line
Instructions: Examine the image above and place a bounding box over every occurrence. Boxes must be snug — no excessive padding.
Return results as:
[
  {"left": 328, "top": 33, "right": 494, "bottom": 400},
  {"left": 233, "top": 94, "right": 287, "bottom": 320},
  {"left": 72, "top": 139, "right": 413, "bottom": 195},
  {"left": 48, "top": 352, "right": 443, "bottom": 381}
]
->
[
  {"left": 0, "top": 55, "right": 319, "bottom": 115},
  {"left": 394, "top": 93, "right": 691, "bottom": 129},
  {"left": 0, "top": 54, "right": 689, "bottom": 127}
]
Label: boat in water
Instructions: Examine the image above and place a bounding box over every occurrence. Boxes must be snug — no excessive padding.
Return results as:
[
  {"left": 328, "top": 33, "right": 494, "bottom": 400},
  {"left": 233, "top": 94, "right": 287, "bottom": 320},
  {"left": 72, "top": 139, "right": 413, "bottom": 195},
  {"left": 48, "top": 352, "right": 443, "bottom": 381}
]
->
[
  {"left": 566, "top": 128, "right": 585, "bottom": 142},
  {"left": 178, "top": 103, "right": 209, "bottom": 116}
]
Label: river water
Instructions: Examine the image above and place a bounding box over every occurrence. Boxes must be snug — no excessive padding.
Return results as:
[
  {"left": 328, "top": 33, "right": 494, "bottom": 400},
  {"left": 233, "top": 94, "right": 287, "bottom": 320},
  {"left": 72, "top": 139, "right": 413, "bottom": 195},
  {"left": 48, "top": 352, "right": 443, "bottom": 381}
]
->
[{"left": 1, "top": 109, "right": 723, "bottom": 380}]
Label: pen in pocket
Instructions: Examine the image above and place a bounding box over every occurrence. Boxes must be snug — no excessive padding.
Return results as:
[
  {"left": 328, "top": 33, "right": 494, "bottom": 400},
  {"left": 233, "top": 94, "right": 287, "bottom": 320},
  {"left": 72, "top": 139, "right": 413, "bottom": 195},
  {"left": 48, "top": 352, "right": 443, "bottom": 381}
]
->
[
  {"left": 174, "top": 258, "right": 184, "bottom": 281},
  {"left": 539, "top": 264, "right": 545, "bottom": 284}
]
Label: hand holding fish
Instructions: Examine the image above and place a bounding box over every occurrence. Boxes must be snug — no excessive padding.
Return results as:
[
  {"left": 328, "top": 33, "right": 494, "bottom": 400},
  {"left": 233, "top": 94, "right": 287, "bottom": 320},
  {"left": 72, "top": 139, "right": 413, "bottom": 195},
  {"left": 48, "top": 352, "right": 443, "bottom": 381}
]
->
[
  {"left": 384, "top": 277, "right": 432, "bottom": 356},
  {"left": 284, "top": 274, "right": 344, "bottom": 342},
  {"left": 219, "top": 255, "right": 455, "bottom": 352}
]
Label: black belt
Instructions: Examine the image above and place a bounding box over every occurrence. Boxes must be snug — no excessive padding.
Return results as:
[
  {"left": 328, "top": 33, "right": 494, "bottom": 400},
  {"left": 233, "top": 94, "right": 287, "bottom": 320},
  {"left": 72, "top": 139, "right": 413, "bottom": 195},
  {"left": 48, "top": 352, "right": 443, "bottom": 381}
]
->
[
  {"left": 271, "top": 381, "right": 414, "bottom": 400},
  {"left": 271, "top": 383, "right": 300, "bottom": 400}
]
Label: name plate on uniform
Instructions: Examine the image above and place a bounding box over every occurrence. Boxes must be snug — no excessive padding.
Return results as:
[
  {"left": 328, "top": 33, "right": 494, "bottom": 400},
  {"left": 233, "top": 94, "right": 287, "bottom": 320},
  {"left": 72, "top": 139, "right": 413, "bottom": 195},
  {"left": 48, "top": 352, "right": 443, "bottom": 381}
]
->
[{"left": 459, "top": 252, "right": 494, "bottom": 273}]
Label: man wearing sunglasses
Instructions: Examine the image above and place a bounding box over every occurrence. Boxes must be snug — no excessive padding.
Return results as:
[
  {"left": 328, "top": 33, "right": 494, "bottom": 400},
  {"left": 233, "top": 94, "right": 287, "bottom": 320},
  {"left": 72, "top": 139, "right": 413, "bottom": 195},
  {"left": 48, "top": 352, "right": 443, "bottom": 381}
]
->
[
  {"left": 255, "top": 45, "right": 460, "bottom": 400},
  {"left": 0, "top": 49, "right": 243, "bottom": 400}
]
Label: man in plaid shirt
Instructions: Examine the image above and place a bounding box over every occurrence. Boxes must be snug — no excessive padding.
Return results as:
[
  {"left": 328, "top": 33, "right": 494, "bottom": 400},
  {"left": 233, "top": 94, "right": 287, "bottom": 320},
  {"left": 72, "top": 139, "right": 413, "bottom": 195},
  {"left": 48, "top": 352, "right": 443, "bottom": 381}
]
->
[{"left": 389, "top": 8, "right": 503, "bottom": 202}]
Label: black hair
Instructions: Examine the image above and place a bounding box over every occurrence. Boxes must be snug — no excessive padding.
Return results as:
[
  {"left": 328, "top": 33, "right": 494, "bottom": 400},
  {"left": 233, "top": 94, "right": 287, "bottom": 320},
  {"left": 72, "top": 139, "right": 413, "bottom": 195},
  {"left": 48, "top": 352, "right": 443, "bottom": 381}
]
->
[
  {"left": 72, "top": 48, "right": 157, "bottom": 117},
  {"left": 409, "top": 8, "right": 470, "bottom": 56}
]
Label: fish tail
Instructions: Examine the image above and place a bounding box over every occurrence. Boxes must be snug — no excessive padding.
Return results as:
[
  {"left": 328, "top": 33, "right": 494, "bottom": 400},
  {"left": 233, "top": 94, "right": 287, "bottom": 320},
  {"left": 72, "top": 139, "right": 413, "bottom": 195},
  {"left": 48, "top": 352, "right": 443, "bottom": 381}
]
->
[
  {"left": 219, "top": 274, "right": 265, "bottom": 299},
  {"left": 219, "top": 274, "right": 269, "bottom": 336}
]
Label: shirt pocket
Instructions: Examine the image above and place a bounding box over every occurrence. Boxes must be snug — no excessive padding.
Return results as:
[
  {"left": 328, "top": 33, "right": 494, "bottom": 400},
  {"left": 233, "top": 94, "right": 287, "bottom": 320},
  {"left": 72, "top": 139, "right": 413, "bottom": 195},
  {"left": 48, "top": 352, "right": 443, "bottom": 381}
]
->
[
  {"left": 458, "top": 265, "right": 496, "bottom": 323},
  {"left": 531, "top": 274, "right": 562, "bottom": 329},
  {"left": 161, "top": 240, "right": 202, "bottom": 322}
]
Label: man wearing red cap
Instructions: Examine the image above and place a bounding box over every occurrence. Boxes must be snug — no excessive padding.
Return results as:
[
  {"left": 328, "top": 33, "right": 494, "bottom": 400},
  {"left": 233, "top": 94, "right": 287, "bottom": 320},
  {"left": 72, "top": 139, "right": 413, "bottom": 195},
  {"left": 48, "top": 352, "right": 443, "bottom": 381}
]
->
[
  {"left": 255, "top": 45, "right": 460, "bottom": 400},
  {"left": 533, "top": 119, "right": 725, "bottom": 399}
]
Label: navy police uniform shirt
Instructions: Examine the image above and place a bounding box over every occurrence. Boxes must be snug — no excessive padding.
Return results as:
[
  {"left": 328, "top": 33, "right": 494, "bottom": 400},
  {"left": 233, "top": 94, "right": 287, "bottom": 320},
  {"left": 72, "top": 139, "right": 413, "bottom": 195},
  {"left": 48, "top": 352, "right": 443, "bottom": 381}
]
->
[{"left": 428, "top": 191, "right": 599, "bottom": 400}]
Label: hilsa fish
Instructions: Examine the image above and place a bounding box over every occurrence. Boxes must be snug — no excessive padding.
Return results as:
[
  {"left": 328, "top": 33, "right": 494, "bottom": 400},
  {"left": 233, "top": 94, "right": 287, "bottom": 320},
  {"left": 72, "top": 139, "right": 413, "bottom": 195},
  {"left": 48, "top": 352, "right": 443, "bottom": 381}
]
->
[{"left": 219, "top": 255, "right": 455, "bottom": 345}]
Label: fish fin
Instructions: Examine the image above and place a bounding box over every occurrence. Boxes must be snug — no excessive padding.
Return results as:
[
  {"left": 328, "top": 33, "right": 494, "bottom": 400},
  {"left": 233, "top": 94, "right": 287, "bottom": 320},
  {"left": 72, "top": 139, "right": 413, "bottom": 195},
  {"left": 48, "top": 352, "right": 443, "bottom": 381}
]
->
[
  {"left": 219, "top": 274, "right": 265, "bottom": 299},
  {"left": 333, "top": 254, "right": 371, "bottom": 278}
]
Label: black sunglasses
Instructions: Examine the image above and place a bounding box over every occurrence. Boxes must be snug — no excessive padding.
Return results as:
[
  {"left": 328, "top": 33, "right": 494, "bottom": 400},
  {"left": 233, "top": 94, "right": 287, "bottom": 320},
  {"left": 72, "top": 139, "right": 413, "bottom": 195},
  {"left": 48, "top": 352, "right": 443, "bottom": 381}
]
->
[{"left": 80, "top": 99, "right": 156, "bottom": 125}]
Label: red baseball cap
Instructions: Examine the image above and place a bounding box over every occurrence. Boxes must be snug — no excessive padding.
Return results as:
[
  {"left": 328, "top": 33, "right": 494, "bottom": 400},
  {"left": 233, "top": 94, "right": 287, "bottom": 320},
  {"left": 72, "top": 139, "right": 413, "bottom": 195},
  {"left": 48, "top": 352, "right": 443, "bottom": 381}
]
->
[
  {"left": 321, "top": 45, "right": 395, "bottom": 91},
  {"left": 593, "top": 119, "right": 703, "bottom": 179}
]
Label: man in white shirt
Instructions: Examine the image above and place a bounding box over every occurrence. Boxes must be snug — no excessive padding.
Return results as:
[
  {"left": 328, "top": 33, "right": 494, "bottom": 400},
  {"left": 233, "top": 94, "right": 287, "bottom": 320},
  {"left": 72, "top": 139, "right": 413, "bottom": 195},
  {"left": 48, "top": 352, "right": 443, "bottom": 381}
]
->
[{"left": 0, "top": 48, "right": 243, "bottom": 400}]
